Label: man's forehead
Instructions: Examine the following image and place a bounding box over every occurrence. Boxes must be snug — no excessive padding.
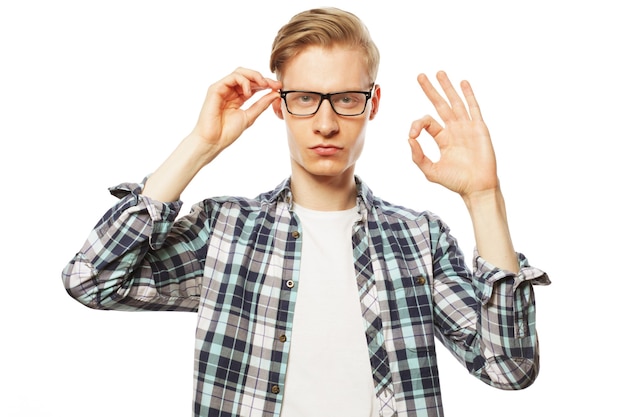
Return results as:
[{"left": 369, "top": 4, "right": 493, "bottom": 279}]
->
[{"left": 279, "top": 46, "right": 371, "bottom": 91}]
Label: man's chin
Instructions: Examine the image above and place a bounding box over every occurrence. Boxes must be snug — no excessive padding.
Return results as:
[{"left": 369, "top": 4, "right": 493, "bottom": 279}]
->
[{"left": 304, "top": 167, "right": 356, "bottom": 183}]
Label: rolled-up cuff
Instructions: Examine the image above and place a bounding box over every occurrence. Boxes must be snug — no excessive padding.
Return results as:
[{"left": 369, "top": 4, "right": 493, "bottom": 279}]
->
[
  {"left": 107, "top": 180, "right": 183, "bottom": 249},
  {"left": 472, "top": 250, "right": 551, "bottom": 305}
]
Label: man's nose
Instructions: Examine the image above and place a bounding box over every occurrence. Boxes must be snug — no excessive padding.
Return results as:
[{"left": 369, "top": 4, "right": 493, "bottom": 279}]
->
[{"left": 313, "top": 99, "right": 339, "bottom": 137}]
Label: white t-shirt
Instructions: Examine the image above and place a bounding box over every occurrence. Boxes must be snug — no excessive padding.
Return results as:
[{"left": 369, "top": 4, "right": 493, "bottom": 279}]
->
[{"left": 280, "top": 204, "right": 378, "bottom": 417}]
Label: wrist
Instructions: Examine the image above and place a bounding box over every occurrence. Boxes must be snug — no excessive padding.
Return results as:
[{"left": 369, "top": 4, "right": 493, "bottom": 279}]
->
[
  {"left": 141, "top": 134, "right": 221, "bottom": 202},
  {"left": 181, "top": 132, "right": 223, "bottom": 169},
  {"left": 462, "top": 185, "right": 519, "bottom": 273},
  {"left": 462, "top": 186, "right": 503, "bottom": 214}
]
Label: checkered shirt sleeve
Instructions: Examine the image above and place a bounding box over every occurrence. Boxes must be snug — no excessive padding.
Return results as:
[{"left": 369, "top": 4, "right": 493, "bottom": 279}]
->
[{"left": 62, "top": 181, "right": 204, "bottom": 311}]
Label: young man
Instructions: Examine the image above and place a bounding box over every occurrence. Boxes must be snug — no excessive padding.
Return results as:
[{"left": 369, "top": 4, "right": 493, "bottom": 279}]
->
[{"left": 62, "top": 7, "right": 549, "bottom": 417}]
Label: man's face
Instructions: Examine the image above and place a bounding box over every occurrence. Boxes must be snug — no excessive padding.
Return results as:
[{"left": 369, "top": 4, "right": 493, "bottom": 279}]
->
[{"left": 272, "top": 45, "right": 380, "bottom": 182}]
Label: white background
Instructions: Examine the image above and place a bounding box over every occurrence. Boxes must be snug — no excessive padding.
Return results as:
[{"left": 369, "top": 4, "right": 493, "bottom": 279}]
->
[{"left": 1, "top": 0, "right": 624, "bottom": 415}]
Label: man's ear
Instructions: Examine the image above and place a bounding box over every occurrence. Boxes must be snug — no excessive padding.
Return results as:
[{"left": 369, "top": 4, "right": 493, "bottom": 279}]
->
[
  {"left": 369, "top": 85, "right": 381, "bottom": 121},
  {"left": 272, "top": 97, "right": 285, "bottom": 120}
]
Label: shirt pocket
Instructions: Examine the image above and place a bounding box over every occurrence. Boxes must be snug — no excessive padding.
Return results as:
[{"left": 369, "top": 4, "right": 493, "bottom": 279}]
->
[{"left": 391, "top": 274, "right": 435, "bottom": 351}]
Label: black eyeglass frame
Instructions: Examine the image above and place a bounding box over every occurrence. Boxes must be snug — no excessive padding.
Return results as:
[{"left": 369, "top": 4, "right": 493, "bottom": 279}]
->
[{"left": 279, "top": 87, "right": 374, "bottom": 117}]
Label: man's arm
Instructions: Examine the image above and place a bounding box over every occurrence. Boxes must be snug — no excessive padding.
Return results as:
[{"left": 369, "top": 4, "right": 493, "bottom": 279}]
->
[
  {"left": 408, "top": 71, "right": 549, "bottom": 388},
  {"left": 62, "top": 68, "right": 281, "bottom": 310},
  {"left": 62, "top": 188, "right": 204, "bottom": 311}
]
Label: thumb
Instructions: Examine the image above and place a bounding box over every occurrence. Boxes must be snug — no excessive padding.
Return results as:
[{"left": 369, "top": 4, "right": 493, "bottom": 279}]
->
[
  {"left": 244, "top": 91, "right": 280, "bottom": 128},
  {"left": 408, "top": 137, "right": 434, "bottom": 176}
]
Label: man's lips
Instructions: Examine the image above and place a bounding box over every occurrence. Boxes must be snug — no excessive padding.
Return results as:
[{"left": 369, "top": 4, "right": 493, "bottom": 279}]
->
[{"left": 310, "top": 145, "right": 342, "bottom": 156}]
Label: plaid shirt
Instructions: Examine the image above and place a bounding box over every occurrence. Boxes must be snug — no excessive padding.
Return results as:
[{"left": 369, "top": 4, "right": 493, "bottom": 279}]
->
[{"left": 63, "top": 177, "right": 549, "bottom": 417}]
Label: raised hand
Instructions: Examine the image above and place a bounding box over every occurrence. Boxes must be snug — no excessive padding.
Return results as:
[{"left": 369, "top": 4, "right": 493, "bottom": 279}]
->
[
  {"left": 408, "top": 71, "right": 498, "bottom": 199},
  {"left": 193, "top": 67, "right": 282, "bottom": 153},
  {"left": 408, "top": 71, "right": 521, "bottom": 272},
  {"left": 141, "top": 68, "right": 281, "bottom": 202}
]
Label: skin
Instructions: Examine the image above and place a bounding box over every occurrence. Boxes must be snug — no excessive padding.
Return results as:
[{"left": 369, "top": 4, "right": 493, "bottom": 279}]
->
[
  {"left": 271, "top": 46, "right": 380, "bottom": 210},
  {"left": 408, "top": 72, "right": 518, "bottom": 272},
  {"left": 141, "top": 45, "right": 519, "bottom": 273}
]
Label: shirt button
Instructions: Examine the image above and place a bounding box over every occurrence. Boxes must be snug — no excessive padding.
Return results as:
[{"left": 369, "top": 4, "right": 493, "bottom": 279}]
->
[
  {"left": 286, "top": 279, "right": 295, "bottom": 289},
  {"left": 279, "top": 334, "right": 287, "bottom": 343},
  {"left": 271, "top": 385, "right": 280, "bottom": 394},
  {"left": 291, "top": 230, "right": 300, "bottom": 239},
  {"left": 416, "top": 276, "right": 426, "bottom": 285}
]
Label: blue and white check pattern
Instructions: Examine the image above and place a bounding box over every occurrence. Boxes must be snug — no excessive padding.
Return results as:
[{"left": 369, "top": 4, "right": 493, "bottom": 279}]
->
[{"left": 63, "top": 177, "right": 550, "bottom": 416}]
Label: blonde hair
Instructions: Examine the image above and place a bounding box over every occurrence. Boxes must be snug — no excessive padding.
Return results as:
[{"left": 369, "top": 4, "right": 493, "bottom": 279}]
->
[{"left": 270, "top": 8, "right": 380, "bottom": 82}]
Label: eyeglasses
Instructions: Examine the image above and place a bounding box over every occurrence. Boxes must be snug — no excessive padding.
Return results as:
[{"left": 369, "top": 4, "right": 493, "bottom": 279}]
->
[{"left": 279, "top": 86, "right": 374, "bottom": 116}]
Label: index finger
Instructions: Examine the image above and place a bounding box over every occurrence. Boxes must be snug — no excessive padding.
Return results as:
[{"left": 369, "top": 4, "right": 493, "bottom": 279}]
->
[{"left": 226, "top": 68, "right": 281, "bottom": 97}]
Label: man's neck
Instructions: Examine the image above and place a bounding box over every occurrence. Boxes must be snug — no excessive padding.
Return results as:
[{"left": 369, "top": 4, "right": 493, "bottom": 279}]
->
[{"left": 290, "top": 169, "right": 357, "bottom": 211}]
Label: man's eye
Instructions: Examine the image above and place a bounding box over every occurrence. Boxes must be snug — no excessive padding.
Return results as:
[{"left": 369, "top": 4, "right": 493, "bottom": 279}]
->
[{"left": 333, "top": 94, "right": 362, "bottom": 108}]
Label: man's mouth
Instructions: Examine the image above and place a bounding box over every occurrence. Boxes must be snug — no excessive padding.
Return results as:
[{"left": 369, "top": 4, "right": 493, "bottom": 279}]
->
[{"left": 311, "top": 145, "right": 341, "bottom": 156}]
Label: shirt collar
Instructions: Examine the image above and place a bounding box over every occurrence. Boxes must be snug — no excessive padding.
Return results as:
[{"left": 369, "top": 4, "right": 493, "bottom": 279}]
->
[{"left": 263, "top": 176, "right": 376, "bottom": 215}]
